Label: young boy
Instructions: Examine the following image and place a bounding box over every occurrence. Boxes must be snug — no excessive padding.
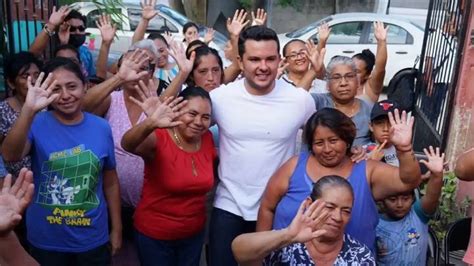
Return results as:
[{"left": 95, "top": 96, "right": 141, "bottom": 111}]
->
[
  {"left": 376, "top": 146, "right": 444, "bottom": 265},
  {"left": 366, "top": 99, "right": 401, "bottom": 166}
]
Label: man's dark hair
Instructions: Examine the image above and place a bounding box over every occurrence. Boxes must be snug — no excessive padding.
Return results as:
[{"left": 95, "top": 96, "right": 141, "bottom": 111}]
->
[
  {"left": 65, "top": 9, "right": 87, "bottom": 26},
  {"left": 238, "top": 25, "right": 280, "bottom": 58}
]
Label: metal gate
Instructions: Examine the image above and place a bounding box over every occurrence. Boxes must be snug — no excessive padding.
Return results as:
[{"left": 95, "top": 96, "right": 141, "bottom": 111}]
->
[
  {"left": 413, "top": 0, "right": 471, "bottom": 152},
  {"left": 1, "top": 0, "right": 57, "bottom": 96}
]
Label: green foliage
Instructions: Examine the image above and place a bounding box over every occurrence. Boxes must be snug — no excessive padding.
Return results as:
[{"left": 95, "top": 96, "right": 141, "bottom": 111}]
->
[
  {"left": 276, "top": 0, "right": 304, "bottom": 12},
  {"left": 239, "top": 0, "right": 252, "bottom": 10},
  {"left": 424, "top": 172, "right": 472, "bottom": 241},
  {"left": 90, "top": 0, "right": 127, "bottom": 26}
]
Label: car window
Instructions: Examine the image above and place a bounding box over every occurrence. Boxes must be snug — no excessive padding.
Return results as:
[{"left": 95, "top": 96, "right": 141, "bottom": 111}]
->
[
  {"left": 286, "top": 17, "right": 332, "bottom": 38},
  {"left": 128, "top": 8, "right": 178, "bottom": 33},
  {"left": 367, "top": 23, "right": 412, "bottom": 44},
  {"left": 321, "top": 21, "right": 364, "bottom": 44},
  {"left": 86, "top": 9, "right": 122, "bottom": 30}
]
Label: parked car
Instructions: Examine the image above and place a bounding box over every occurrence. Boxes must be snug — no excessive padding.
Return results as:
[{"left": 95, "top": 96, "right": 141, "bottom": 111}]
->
[
  {"left": 71, "top": 2, "right": 229, "bottom": 64},
  {"left": 278, "top": 13, "right": 425, "bottom": 86}
]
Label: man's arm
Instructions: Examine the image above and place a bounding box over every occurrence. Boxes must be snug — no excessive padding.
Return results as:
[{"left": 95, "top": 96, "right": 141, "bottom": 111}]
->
[{"left": 29, "top": 6, "right": 71, "bottom": 56}]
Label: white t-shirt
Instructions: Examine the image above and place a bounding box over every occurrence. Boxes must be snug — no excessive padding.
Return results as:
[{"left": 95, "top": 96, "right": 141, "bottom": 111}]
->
[{"left": 210, "top": 78, "right": 316, "bottom": 220}]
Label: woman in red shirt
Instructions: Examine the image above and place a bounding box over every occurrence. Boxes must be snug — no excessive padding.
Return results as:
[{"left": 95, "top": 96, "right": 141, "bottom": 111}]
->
[{"left": 121, "top": 85, "right": 216, "bottom": 266}]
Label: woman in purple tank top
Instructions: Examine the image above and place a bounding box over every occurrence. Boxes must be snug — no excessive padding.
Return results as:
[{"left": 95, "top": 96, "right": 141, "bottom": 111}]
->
[{"left": 257, "top": 108, "right": 421, "bottom": 253}]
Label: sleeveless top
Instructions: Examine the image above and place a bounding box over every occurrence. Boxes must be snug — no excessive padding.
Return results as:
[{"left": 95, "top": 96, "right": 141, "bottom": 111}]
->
[
  {"left": 272, "top": 151, "right": 379, "bottom": 252},
  {"left": 105, "top": 90, "right": 146, "bottom": 207}
]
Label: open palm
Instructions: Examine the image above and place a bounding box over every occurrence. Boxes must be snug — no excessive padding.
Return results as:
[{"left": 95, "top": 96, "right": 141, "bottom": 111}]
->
[
  {"left": 169, "top": 41, "right": 195, "bottom": 74},
  {"left": 227, "top": 9, "right": 249, "bottom": 37},
  {"left": 374, "top": 21, "right": 388, "bottom": 42},
  {"left": 287, "top": 199, "right": 329, "bottom": 243},
  {"left": 25, "top": 72, "right": 58, "bottom": 113},
  {"left": 117, "top": 49, "right": 150, "bottom": 82},
  {"left": 141, "top": 0, "right": 158, "bottom": 20},
  {"left": 420, "top": 146, "right": 445, "bottom": 174},
  {"left": 388, "top": 109, "right": 414, "bottom": 148},
  {"left": 97, "top": 14, "right": 117, "bottom": 44}
]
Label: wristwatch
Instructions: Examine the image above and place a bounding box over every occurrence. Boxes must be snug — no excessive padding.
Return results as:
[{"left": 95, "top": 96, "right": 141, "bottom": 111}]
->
[{"left": 43, "top": 24, "right": 56, "bottom": 37}]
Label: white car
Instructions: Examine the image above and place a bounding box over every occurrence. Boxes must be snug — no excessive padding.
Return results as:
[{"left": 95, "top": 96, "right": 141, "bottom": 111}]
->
[
  {"left": 71, "top": 2, "right": 229, "bottom": 62},
  {"left": 278, "top": 13, "right": 425, "bottom": 86}
]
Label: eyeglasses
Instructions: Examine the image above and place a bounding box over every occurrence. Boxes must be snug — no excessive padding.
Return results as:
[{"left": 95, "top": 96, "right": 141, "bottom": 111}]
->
[
  {"left": 69, "top": 25, "right": 86, "bottom": 32},
  {"left": 328, "top": 72, "right": 357, "bottom": 83},
  {"left": 286, "top": 51, "right": 306, "bottom": 61}
]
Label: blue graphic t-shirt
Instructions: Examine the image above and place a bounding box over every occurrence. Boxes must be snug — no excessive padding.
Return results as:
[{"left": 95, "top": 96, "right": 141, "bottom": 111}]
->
[
  {"left": 376, "top": 200, "right": 431, "bottom": 266},
  {"left": 79, "top": 45, "right": 96, "bottom": 78},
  {"left": 27, "top": 112, "right": 115, "bottom": 252}
]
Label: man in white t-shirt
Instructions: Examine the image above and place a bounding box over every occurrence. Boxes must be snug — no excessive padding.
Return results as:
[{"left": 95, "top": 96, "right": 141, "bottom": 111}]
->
[{"left": 208, "top": 26, "right": 316, "bottom": 266}]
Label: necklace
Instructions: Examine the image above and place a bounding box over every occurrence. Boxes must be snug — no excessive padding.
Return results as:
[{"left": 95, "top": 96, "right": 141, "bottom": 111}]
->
[
  {"left": 172, "top": 128, "right": 199, "bottom": 176},
  {"left": 333, "top": 100, "right": 358, "bottom": 118}
]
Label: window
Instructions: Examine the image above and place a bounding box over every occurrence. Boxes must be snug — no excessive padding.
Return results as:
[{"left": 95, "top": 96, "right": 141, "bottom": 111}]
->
[
  {"left": 323, "top": 22, "right": 364, "bottom": 44},
  {"left": 128, "top": 8, "right": 178, "bottom": 32},
  {"left": 367, "top": 23, "right": 412, "bottom": 44},
  {"left": 86, "top": 9, "right": 123, "bottom": 30}
]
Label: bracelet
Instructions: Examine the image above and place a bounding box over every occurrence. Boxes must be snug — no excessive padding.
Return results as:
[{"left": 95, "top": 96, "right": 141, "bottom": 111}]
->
[
  {"left": 396, "top": 145, "right": 413, "bottom": 152},
  {"left": 43, "top": 24, "right": 56, "bottom": 37}
]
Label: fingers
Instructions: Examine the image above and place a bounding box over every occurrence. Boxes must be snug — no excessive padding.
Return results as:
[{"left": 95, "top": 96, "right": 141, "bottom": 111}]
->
[
  {"left": 1, "top": 174, "right": 12, "bottom": 194},
  {"left": 33, "top": 72, "right": 45, "bottom": 89},
  {"left": 129, "top": 96, "right": 145, "bottom": 109},
  {"left": 10, "top": 168, "right": 27, "bottom": 196},
  {"left": 376, "top": 140, "right": 387, "bottom": 152}
]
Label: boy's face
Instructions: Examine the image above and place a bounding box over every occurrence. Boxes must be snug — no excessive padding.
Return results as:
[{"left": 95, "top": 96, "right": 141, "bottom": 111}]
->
[
  {"left": 382, "top": 194, "right": 414, "bottom": 219},
  {"left": 369, "top": 117, "right": 392, "bottom": 145}
]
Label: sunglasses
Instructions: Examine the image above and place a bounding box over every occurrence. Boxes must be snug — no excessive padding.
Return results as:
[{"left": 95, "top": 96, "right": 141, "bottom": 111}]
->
[{"left": 69, "top": 25, "right": 86, "bottom": 32}]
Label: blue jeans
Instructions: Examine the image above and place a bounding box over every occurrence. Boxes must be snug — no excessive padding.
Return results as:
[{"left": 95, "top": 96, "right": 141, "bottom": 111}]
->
[
  {"left": 208, "top": 208, "right": 256, "bottom": 266},
  {"left": 135, "top": 229, "right": 204, "bottom": 266}
]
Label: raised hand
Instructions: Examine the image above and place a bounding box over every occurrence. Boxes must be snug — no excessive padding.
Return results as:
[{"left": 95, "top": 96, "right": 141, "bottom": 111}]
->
[
  {"left": 204, "top": 28, "right": 215, "bottom": 44},
  {"left": 420, "top": 146, "right": 445, "bottom": 176},
  {"left": 318, "top": 23, "right": 331, "bottom": 42},
  {"left": 388, "top": 109, "right": 415, "bottom": 150},
  {"left": 96, "top": 14, "right": 117, "bottom": 45},
  {"left": 24, "top": 72, "right": 59, "bottom": 113},
  {"left": 132, "top": 92, "right": 188, "bottom": 129},
  {"left": 117, "top": 49, "right": 150, "bottom": 82},
  {"left": 304, "top": 41, "right": 326, "bottom": 73},
  {"left": 373, "top": 21, "right": 388, "bottom": 42},
  {"left": 58, "top": 22, "right": 71, "bottom": 45},
  {"left": 226, "top": 9, "right": 249, "bottom": 38},
  {"left": 169, "top": 41, "right": 195, "bottom": 74},
  {"left": 48, "top": 6, "right": 71, "bottom": 27},
  {"left": 251, "top": 8, "right": 267, "bottom": 26},
  {"left": 287, "top": 199, "right": 329, "bottom": 243},
  {"left": 0, "top": 168, "right": 34, "bottom": 235},
  {"left": 130, "top": 79, "right": 160, "bottom": 117},
  {"left": 277, "top": 59, "right": 289, "bottom": 79},
  {"left": 141, "top": 0, "right": 158, "bottom": 21}
]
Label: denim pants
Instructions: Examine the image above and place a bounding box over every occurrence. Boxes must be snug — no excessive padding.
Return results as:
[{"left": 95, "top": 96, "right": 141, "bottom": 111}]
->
[
  {"left": 29, "top": 242, "right": 111, "bottom": 266},
  {"left": 135, "top": 229, "right": 204, "bottom": 266},
  {"left": 208, "top": 208, "right": 256, "bottom": 266}
]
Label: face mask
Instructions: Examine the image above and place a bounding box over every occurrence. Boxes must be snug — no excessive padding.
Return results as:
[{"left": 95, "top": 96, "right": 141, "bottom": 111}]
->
[{"left": 69, "top": 34, "right": 86, "bottom": 48}]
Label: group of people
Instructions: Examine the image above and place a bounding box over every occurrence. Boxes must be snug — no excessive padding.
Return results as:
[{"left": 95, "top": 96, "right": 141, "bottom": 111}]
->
[{"left": 0, "top": 2, "right": 473, "bottom": 266}]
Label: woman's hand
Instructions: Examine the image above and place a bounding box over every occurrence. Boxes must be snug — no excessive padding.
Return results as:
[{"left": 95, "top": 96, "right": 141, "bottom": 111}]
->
[
  {"left": 227, "top": 9, "right": 249, "bottom": 38},
  {"left": 204, "top": 28, "right": 215, "bottom": 44},
  {"left": 96, "top": 14, "right": 117, "bottom": 45},
  {"left": 373, "top": 21, "right": 388, "bottom": 43},
  {"left": 286, "top": 199, "right": 329, "bottom": 243},
  {"left": 304, "top": 41, "right": 326, "bottom": 73},
  {"left": 317, "top": 23, "right": 331, "bottom": 43},
  {"left": 350, "top": 145, "right": 368, "bottom": 163},
  {"left": 117, "top": 49, "right": 150, "bottom": 82},
  {"left": 169, "top": 42, "right": 195, "bottom": 74},
  {"left": 58, "top": 22, "right": 71, "bottom": 45},
  {"left": 24, "top": 72, "right": 59, "bottom": 113},
  {"left": 251, "top": 8, "right": 267, "bottom": 26},
  {"left": 0, "top": 169, "right": 34, "bottom": 236},
  {"left": 277, "top": 59, "right": 289, "bottom": 79},
  {"left": 141, "top": 0, "right": 158, "bottom": 21},
  {"left": 130, "top": 81, "right": 187, "bottom": 129},
  {"left": 109, "top": 228, "right": 122, "bottom": 256},
  {"left": 388, "top": 109, "right": 414, "bottom": 150}
]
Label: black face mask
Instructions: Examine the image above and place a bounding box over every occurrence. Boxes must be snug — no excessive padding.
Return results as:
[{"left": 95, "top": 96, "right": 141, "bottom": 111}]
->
[{"left": 69, "top": 34, "right": 86, "bottom": 48}]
